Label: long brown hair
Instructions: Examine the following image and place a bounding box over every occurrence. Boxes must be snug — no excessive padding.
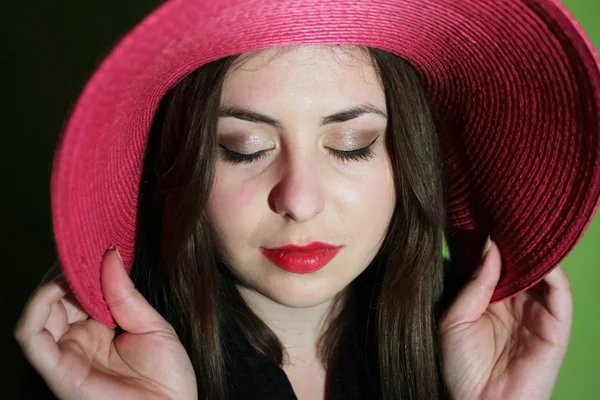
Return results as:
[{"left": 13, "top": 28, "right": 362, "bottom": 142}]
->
[{"left": 131, "top": 45, "right": 450, "bottom": 399}]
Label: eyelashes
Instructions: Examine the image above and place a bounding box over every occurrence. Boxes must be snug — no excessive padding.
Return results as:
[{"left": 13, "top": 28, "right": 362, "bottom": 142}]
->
[
  {"left": 218, "top": 146, "right": 270, "bottom": 165},
  {"left": 328, "top": 136, "right": 378, "bottom": 163},
  {"left": 219, "top": 136, "right": 379, "bottom": 165}
]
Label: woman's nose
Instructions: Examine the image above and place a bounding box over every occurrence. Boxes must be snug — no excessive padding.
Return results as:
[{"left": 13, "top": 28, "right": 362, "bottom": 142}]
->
[{"left": 268, "top": 158, "right": 325, "bottom": 222}]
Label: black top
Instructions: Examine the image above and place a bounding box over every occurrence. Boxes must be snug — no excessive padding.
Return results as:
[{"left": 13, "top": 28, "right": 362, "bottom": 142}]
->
[
  {"left": 224, "top": 324, "right": 365, "bottom": 399},
  {"left": 20, "top": 325, "right": 367, "bottom": 399}
]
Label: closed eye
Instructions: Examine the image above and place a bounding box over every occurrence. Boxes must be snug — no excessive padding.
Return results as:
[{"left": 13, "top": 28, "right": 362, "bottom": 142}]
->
[
  {"left": 218, "top": 145, "right": 271, "bottom": 165},
  {"left": 218, "top": 135, "right": 380, "bottom": 165},
  {"left": 327, "top": 135, "right": 379, "bottom": 162}
]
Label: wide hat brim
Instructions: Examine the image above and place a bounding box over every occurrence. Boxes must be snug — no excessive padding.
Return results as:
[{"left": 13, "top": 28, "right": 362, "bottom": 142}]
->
[{"left": 51, "top": 0, "right": 600, "bottom": 328}]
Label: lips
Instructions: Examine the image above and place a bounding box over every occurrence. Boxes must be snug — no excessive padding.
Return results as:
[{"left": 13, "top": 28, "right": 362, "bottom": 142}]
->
[{"left": 260, "top": 242, "right": 342, "bottom": 274}]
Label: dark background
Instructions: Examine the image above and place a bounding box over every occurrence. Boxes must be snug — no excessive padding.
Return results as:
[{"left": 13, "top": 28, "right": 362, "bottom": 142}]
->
[{"left": 3, "top": 2, "right": 159, "bottom": 397}]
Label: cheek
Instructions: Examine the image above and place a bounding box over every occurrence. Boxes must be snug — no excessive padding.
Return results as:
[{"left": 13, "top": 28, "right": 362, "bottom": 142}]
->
[
  {"left": 329, "top": 156, "right": 396, "bottom": 266},
  {"left": 334, "top": 157, "right": 396, "bottom": 226},
  {"left": 207, "top": 173, "right": 264, "bottom": 243}
]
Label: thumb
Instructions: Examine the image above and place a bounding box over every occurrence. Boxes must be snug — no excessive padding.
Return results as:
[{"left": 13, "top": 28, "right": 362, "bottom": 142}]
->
[
  {"left": 101, "top": 247, "right": 173, "bottom": 335},
  {"left": 440, "top": 238, "right": 502, "bottom": 332}
]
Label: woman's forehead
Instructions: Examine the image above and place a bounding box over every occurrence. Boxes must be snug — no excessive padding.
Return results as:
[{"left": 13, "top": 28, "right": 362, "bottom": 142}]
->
[
  {"left": 221, "top": 45, "right": 383, "bottom": 108},
  {"left": 231, "top": 44, "right": 374, "bottom": 71}
]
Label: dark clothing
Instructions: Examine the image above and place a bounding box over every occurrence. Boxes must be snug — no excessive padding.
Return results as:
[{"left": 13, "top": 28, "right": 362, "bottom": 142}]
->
[
  {"left": 224, "top": 324, "right": 365, "bottom": 399},
  {"left": 20, "top": 325, "right": 367, "bottom": 399}
]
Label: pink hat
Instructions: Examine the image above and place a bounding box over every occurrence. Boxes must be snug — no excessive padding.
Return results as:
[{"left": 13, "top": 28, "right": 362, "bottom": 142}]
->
[{"left": 51, "top": 0, "right": 600, "bottom": 328}]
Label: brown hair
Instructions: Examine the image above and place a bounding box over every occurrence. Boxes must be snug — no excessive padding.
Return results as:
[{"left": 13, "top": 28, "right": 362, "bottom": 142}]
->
[{"left": 131, "top": 45, "right": 450, "bottom": 399}]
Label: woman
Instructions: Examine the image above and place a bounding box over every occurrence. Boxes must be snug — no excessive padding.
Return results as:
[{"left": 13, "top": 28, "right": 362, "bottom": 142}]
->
[{"left": 15, "top": 0, "right": 599, "bottom": 399}]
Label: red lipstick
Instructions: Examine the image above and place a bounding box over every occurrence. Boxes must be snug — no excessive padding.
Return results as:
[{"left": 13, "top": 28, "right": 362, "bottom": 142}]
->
[{"left": 260, "top": 241, "right": 341, "bottom": 274}]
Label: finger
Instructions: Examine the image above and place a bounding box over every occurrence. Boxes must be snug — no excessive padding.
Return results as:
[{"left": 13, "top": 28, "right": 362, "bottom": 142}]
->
[
  {"left": 61, "top": 292, "right": 90, "bottom": 323},
  {"left": 14, "top": 281, "right": 67, "bottom": 378},
  {"left": 542, "top": 265, "right": 573, "bottom": 324},
  {"left": 44, "top": 290, "right": 90, "bottom": 342},
  {"left": 44, "top": 301, "right": 70, "bottom": 342},
  {"left": 101, "top": 248, "right": 175, "bottom": 335},
  {"left": 439, "top": 239, "right": 502, "bottom": 332}
]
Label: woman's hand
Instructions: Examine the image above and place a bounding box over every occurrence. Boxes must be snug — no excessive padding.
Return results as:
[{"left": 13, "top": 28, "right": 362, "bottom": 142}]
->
[
  {"left": 439, "top": 239, "right": 573, "bottom": 400},
  {"left": 15, "top": 249, "right": 197, "bottom": 400}
]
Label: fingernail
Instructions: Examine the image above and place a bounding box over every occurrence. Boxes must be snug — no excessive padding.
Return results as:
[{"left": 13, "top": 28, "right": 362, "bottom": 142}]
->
[
  {"left": 481, "top": 236, "right": 492, "bottom": 260},
  {"left": 105, "top": 245, "right": 124, "bottom": 266},
  {"left": 115, "top": 248, "right": 124, "bottom": 266}
]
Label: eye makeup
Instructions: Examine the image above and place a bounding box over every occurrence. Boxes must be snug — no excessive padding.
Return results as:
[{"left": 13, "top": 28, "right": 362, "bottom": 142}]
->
[
  {"left": 218, "top": 132, "right": 275, "bottom": 154},
  {"left": 326, "top": 135, "right": 379, "bottom": 162},
  {"left": 218, "top": 145, "right": 271, "bottom": 164},
  {"left": 217, "top": 129, "right": 383, "bottom": 165},
  {"left": 217, "top": 131, "right": 275, "bottom": 164}
]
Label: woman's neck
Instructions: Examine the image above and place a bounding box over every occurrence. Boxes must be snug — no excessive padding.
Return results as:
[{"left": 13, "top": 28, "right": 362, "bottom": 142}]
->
[{"left": 236, "top": 284, "right": 337, "bottom": 367}]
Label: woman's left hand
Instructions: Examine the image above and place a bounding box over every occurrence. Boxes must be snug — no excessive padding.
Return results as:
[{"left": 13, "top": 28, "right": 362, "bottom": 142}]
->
[{"left": 439, "top": 239, "right": 573, "bottom": 400}]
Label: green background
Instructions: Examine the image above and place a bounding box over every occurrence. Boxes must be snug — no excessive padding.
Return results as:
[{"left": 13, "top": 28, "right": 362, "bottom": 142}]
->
[
  {"left": 2, "top": 1, "right": 598, "bottom": 398},
  {"left": 553, "top": 2, "right": 600, "bottom": 398}
]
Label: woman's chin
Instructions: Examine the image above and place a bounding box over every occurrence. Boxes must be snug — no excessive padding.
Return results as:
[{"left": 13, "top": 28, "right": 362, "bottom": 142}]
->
[
  {"left": 256, "top": 277, "right": 343, "bottom": 309},
  {"left": 232, "top": 259, "right": 363, "bottom": 309},
  {"left": 266, "top": 292, "right": 334, "bottom": 309}
]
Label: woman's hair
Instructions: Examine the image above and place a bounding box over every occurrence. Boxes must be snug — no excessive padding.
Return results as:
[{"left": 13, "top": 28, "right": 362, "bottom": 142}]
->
[{"left": 131, "top": 45, "right": 450, "bottom": 399}]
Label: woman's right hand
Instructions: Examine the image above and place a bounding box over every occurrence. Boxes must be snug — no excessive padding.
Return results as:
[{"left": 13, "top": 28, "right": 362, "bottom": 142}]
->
[{"left": 15, "top": 248, "right": 198, "bottom": 400}]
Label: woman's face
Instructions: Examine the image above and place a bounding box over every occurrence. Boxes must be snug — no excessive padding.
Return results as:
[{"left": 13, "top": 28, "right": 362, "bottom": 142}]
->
[{"left": 208, "top": 45, "right": 395, "bottom": 308}]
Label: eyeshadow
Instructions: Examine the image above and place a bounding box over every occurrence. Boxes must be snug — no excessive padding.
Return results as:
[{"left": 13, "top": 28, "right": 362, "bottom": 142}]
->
[
  {"left": 218, "top": 132, "right": 275, "bottom": 153},
  {"left": 324, "top": 129, "right": 381, "bottom": 150}
]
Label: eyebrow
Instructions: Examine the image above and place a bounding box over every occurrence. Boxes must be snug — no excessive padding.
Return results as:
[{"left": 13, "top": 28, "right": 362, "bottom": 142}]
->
[{"left": 219, "top": 104, "right": 387, "bottom": 129}]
